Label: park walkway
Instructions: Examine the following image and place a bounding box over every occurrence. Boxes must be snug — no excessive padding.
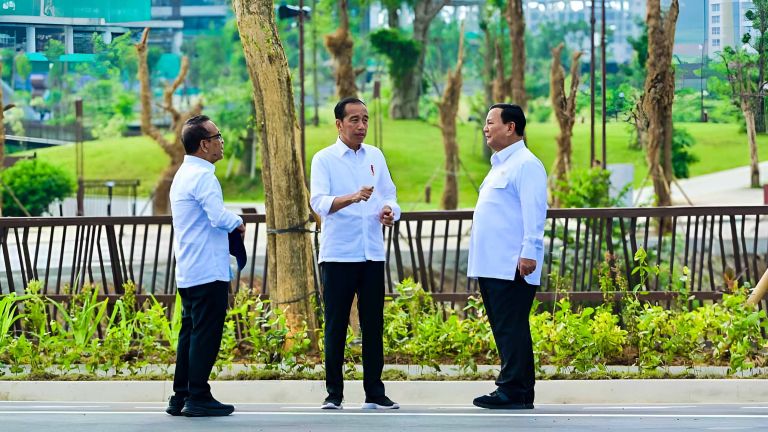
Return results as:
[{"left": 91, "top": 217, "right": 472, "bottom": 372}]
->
[{"left": 635, "top": 161, "right": 768, "bottom": 206}]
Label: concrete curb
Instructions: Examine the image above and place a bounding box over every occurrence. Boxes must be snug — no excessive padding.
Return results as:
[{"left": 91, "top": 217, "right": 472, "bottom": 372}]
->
[{"left": 1, "top": 380, "right": 767, "bottom": 404}]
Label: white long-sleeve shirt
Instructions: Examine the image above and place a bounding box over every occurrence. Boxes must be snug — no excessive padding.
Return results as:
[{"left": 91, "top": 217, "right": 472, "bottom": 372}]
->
[
  {"left": 310, "top": 138, "right": 401, "bottom": 263},
  {"left": 170, "top": 155, "right": 243, "bottom": 288},
  {"left": 468, "top": 140, "right": 548, "bottom": 284}
]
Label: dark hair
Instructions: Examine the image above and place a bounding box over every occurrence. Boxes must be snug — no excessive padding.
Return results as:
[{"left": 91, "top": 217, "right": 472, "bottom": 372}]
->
[
  {"left": 334, "top": 97, "right": 366, "bottom": 120},
  {"left": 181, "top": 115, "right": 211, "bottom": 154},
  {"left": 489, "top": 103, "right": 526, "bottom": 136}
]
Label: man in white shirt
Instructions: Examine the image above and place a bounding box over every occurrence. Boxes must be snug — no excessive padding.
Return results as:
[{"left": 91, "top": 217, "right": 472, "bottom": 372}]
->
[
  {"left": 310, "top": 97, "right": 401, "bottom": 410},
  {"left": 166, "top": 115, "right": 245, "bottom": 417},
  {"left": 468, "top": 104, "right": 547, "bottom": 410}
]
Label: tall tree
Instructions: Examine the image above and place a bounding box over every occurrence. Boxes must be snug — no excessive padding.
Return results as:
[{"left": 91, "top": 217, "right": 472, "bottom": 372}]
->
[
  {"left": 492, "top": 40, "right": 510, "bottom": 102},
  {"left": 389, "top": 0, "right": 448, "bottom": 119},
  {"left": 506, "top": 0, "right": 527, "bottom": 111},
  {"left": 324, "top": 0, "right": 358, "bottom": 99},
  {"left": 438, "top": 25, "right": 465, "bottom": 210},
  {"left": 479, "top": 5, "right": 496, "bottom": 106},
  {"left": 722, "top": 47, "right": 761, "bottom": 188},
  {"left": 382, "top": 0, "right": 401, "bottom": 28},
  {"left": 743, "top": 1, "right": 768, "bottom": 133},
  {"left": 641, "top": 0, "right": 678, "bottom": 207},
  {"left": 136, "top": 28, "right": 203, "bottom": 215},
  {"left": 549, "top": 43, "right": 582, "bottom": 206},
  {"left": 232, "top": 0, "right": 318, "bottom": 337}
]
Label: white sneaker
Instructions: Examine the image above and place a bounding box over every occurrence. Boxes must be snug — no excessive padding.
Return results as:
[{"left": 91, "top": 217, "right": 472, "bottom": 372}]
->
[
  {"left": 361, "top": 395, "right": 400, "bottom": 410},
  {"left": 321, "top": 396, "right": 343, "bottom": 410}
]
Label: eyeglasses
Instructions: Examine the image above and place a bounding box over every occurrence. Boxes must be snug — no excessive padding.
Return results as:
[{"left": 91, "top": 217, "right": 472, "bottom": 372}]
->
[{"left": 204, "top": 133, "right": 223, "bottom": 141}]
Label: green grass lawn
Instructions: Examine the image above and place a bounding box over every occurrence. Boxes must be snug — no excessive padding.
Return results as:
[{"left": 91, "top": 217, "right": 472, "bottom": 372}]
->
[{"left": 19, "top": 120, "right": 765, "bottom": 209}]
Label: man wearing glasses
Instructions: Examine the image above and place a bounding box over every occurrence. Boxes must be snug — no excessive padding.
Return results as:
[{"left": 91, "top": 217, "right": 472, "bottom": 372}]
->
[{"left": 166, "top": 115, "right": 245, "bottom": 417}]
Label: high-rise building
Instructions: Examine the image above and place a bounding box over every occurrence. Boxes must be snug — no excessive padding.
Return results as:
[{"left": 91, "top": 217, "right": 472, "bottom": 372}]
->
[
  {"left": 707, "top": 0, "right": 758, "bottom": 56},
  {"left": 524, "top": 0, "right": 646, "bottom": 64},
  {"left": 0, "top": 1, "right": 182, "bottom": 56}
]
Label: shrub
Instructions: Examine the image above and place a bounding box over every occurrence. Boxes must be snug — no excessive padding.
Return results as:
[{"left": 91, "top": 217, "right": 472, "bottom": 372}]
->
[
  {"left": 1, "top": 160, "right": 74, "bottom": 216},
  {"left": 553, "top": 167, "right": 630, "bottom": 208},
  {"left": 672, "top": 127, "right": 699, "bottom": 179}
]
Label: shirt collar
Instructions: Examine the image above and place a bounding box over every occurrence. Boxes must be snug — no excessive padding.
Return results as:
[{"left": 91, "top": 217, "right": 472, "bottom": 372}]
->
[
  {"left": 490, "top": 139, "right": 525, "bottom": 166},
  {"left": 183, "top": 154, "right": 215, "bottom": 172},
  {"left": 333, "top": 137, "right": 366, "bottom": 158}
]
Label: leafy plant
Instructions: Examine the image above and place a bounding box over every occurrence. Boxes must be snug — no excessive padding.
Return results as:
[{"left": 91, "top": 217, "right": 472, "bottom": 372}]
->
[
  {"left": 553, "top": 167, "right": 630, "bottom": 208},
  {"left": 0, "top": 160, "right": 74, "bottom": 216},
  {"left": 369, "top": 29, "right": 421, "bottom": 90}
]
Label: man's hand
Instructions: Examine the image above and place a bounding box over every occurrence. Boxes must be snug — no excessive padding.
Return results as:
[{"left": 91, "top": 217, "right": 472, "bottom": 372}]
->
[
  {"left": 354, "top": 186, "right": 374, "bottom": 203},
  {"left": 379, "top": 205, "right": 394, "bottom": 227},
  {"left": 236, "top": 223, "right": 246, "bottom": 239},
  {"left": 518, "top": 258, "right": 537, "bottom": 277}
]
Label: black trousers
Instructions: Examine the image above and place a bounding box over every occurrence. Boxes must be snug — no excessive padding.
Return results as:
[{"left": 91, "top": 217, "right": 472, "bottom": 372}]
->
[
  {"left": 321, "top": 261, "right": 385, "bottom": 399},
  {"left": 172, "top": 280, "right": 229, "bottom": 401},
  {"left": 478, "top": 272, "right": 537, "bottom": 404}
]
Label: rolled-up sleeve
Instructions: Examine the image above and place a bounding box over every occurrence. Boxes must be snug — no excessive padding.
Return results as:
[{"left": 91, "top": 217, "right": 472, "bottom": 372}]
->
[
  {"left": 310, "top": 154, "right": 335, "bottom": 218},
  {"left": 196, "top": 173, "right": 242, "bottom": 232},
  {"left": 378, "top": 156, "right": 401, "bottom": 221},
  {"left": 518, "top": 159, "right": 548, "bottom": 260}
]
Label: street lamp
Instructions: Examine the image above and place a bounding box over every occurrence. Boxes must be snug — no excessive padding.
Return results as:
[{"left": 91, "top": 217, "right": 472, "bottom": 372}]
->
[
  {"left": 699, "top": 42, "right": 706, "bottom": 122},
  {"left": 277, "top": 3, "right": 312, "bottom": 175}
]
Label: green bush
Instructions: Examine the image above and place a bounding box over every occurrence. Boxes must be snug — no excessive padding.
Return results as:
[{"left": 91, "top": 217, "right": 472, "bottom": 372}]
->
[
  {"left": 672, "top": 127, "right": 699, "bottom": 179},
  {"left": 1, "top": 160, "right": 74, "bottom": 216},
  {"left": 369, "top": 29, "right": 421, "bottom": 90},
  {"left": 1, "top": 258, "right": 767, "bottom": 378},
  {"left": 553, "top": 167, "right": 630, "bottom": 208}
]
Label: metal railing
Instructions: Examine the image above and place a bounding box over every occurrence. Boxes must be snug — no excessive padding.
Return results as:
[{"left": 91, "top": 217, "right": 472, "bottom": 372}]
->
[{"left": 2, "top": 206, "right": 767, "bottom": 308}]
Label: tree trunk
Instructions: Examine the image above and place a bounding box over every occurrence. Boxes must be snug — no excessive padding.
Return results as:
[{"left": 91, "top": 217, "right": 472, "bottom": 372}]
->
[
  {"left": 549, "top": 44, "right": 582, "bottom": 207},
  {"left": 744, "top": 103, "right": 761, "bottom": 188},
  {"left": 238, "top": 125, "right": 254, "bottom": 177},
  {"left": 506, "top": 0, "right": 527, "bottom": 111},
  {"left": 389, "top": 71, "right": 421, "bottom": 118},
  {"left": 438, "top": 27, "right": 464, "bottom": 210},
  {"left": 492, "top": 40, "right": 510, "bottom": 102},
  {"left": 390, "top": 0, "right": 446, "bottom": 119},
  {"left": 641, "top": 0, "right": 678, "bottom": 207},
  {"left": 233, "top": 0, "right": 319, "bottom": 339},
  {"left": 136, "top": 28, "right": 202, "bottom": 215},
  {"left": 387, "top": 4, "right": 399, "bottom": 28},
  {"left": 324, "top": 0, "right": 358, "bottom": 99},
  {"left": 756, "top": 98, "right": 766, "bottom": 133},
  {"left": 480, "top": 18, "right": 494, "bottom": 106}
]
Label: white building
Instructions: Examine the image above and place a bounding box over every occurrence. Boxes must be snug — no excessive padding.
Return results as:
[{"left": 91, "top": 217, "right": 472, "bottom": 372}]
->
[
  {"left": 708, "top": 0, "right": 758, "bottom": 56},
  {"left": 523, "top": 1, "right": 646, "bottom": 64}
]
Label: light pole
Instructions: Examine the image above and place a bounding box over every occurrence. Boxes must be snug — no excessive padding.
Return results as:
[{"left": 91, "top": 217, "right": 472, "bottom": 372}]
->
[
  {"left": 277, "top": 4, "right": 312, "bottom": 174},
  {"left": 699, "top": 42, "right": 706, "bottom": 122},
  {"left": 590, "top": 0, "right": 596, "bottom": 166},
  {"left": 601, "top": 0, "right": 606, "bottom": 168}
]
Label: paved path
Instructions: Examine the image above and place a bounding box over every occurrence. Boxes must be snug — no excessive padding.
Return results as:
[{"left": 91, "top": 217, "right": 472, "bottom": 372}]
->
[
  {"left": 1, "top": 402, "right": 766, "bottom": 431},
  {"left": 634, "top": 161, "right": 768, "bottom": 206}
]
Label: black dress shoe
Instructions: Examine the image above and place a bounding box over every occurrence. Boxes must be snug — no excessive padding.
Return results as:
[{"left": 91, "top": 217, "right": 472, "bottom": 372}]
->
[
  {"left": 181, "top": 398, "right": 235, "bottom": 417},
  {"left": 473, "top": 390, "right": 534, "bottom": 410},
  {"left": 165, "top": 394, "right": 187, "bottom": 416}
]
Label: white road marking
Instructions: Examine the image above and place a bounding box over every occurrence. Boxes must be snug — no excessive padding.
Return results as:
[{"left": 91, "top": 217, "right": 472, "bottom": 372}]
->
[
  {"left": 0, "top": 405, "right": 105, "bottom": 409},
  {"left": 0, "top": 411, "right": 765, "bottom": 418},
  {"left": 706, "top": 428, "right": 754, "bottom": 430},
  {"left": 584, "top": 406, "right": 696, "bottom": 410}
]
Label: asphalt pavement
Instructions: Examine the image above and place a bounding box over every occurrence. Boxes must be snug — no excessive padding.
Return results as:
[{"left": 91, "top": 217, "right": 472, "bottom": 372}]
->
[{"left": 1, "top": 401, "right": 766, "bottom": 431}]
